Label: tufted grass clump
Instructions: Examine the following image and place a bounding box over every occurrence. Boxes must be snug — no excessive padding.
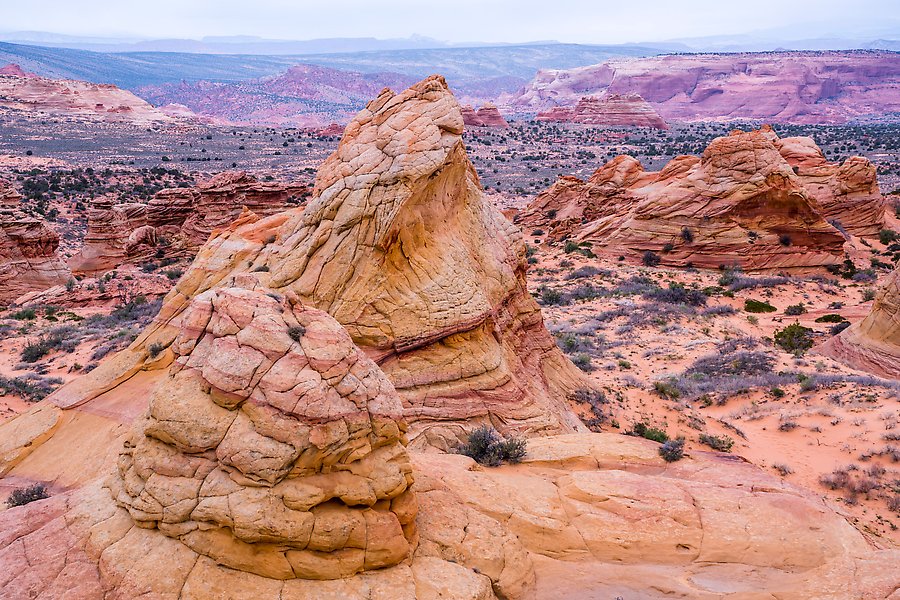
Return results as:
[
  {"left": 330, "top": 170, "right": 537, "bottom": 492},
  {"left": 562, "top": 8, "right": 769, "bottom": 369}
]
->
[
  {"left": 457, "top": 426, "right": 527, "bottom": 467},
  {"left": 699, "top": 433, "right": 734, "bottom": 452}
]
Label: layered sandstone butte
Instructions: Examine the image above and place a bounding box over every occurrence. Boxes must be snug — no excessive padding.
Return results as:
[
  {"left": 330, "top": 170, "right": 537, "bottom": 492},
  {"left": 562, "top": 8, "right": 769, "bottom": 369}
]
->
[
  {"left": 519, "top": 126, "right": 886, "bottom": 270},
  {"left": 536, "top": 93, "right": 668, "bottom": 129},
  {"left": 0, "top": 66, "right": 171, "bottom": 123},
  {"left": 111, "top": 287, "right": 417, "bottom": 579},
  {"left": 819, "top": 266, "right": 900, "bottom": 378},
  {"left": 461, "top": 103, "right": 509, "bottom": 127},
  {"left": 70, "top": 171, "right": 309, "bottom": 274},
  {"left": 0, "top": 179, "right": 70, "bottom": 302},
  {"left": 505, "top": 51, "right": 900, "bottom": 124}
]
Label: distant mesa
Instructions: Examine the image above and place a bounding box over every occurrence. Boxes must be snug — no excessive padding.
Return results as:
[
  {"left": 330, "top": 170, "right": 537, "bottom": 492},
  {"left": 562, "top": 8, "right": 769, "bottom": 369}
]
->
[
  {"left": 0, "top": 65, "right": 172, "bottom": 123},
  {"left": 536, "top": 93, "right": 668, "bottom": 129},
  {"left": 505, "top": 51, "right": 900, "bottom": 124},
  {"left": 519, "top": 125, "right": 885, "bottom": 270},
  {"left": 70, "top": 171, "right": 310, "bottom": 275},
  {"left": 819, "top": 265, "right": 900, "bottom": 378},
  {"left": 461, "top": 103, "right": 509, "bottom": 128}
]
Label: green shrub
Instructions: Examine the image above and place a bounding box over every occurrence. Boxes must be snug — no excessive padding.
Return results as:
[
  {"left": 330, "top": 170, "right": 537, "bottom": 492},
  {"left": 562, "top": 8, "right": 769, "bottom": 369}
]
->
[
  {"left": 814, "top": 314, "right": 847, "bottom": 323},
  {"left": 879, "top": 229, "right": 898, "bottom": 245},
  {"left": 642, "top": 251, "right": 661, "bottom": 267},
  {"left": 659, "top": 438, "right": 685, "bottom": 462},
  {"left": 784, "top": 303, "right": 806, "bottom": 316},
  {"left": 774, "top": 323, "right": 814, "bottom": 354},
  {"left": 9, "top": 308, "right": 36, "bottom": 320},
  {"left": 654, "top": 379, "right": 681, "bottom": 399},
  {"left": 457, "top": 426, "right": 527, "bottom": 466},
  {"left": 699, "top": 433, "right": 734, "bottom": 452},
  {"left": 744, "top": 299, "right": 777, "bottom": 313},
  {"left": 630, "top": 422, "right": 668, "bottom": 443}
]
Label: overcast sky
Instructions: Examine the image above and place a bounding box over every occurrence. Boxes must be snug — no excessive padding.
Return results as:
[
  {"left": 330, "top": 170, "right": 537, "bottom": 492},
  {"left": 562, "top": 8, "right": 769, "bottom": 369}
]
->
[{"left": 2, "top": 0, "right": 898, "bottom": 44}]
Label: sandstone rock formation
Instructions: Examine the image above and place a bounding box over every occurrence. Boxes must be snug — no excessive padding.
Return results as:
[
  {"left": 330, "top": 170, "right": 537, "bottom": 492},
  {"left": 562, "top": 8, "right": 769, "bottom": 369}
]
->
[
  {"left": 63, "top": 75, "right": 592, "bottom": 445},
  {"left": 519, "top": 127, "right": 885, "bottom": 270},
  {"left": 505, "top": 51, "right": 900, "bottom": 124},
  {"left": 70, "top": 171, "right": 309, "bottom": 274},
  {"left": 111, "top": 287, "right": 418, "bottom": 579},
  {"left": 536, "top": 94, "right": 667, "bottom": 129},
  {"left": 819, "top": 265, "right": 900, "bottom": 378},
  {"left": 0, "top": 67, "right": 172, "bottom": 123},
  {"left": 461, "top": 103, "right": 509, "bottom": 127},
  {"left": 0, "top": 179, "right": 70, "bottom": 302}
]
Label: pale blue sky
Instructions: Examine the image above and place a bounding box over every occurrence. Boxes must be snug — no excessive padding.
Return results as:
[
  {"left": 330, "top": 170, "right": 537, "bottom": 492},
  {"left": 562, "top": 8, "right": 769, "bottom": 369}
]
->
[{"left": 1, "top": 0, "right": 898, "bottom": 44}]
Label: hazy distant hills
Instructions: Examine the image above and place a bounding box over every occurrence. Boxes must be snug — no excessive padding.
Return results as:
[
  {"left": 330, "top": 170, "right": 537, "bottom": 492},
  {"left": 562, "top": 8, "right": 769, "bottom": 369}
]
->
[{"left": 0, "top": 41, "right": 664, "bottom": 90}]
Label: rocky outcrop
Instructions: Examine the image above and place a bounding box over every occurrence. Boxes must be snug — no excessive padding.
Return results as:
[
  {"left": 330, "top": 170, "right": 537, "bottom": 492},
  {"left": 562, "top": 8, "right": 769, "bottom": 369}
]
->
[
  {"left": 0, "top": 179, "right": 70, "bottom": 302},
  {"left": 70, "top": 171, "right": 309, "bottom": 274},
  {"left": 0, "top": 68, "right": 171, "bottom": 123},
  {"left": 819, "top": 266, "right": 900, "bottom": 378},
  {"left": 505, "top": 51, "right": 900, "bottom": 124},
  {"left": 772, "top": 131, "right": 886, "bottom": 236},
  {"left": 461, "top": 103, "right": 509, "bottom": 127},
  {"left": 520, "top": 127, "right": 863, "bottom": 270},
  {"left": 536, "top": 94, "right": 667, "bottom": 129},
  {"left": 111, "top": 287, "right": 418, "bottom": 579}
]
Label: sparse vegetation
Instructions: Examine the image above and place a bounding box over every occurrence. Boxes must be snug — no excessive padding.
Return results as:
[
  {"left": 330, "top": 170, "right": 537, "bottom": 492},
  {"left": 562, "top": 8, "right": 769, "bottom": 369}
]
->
[
  {"left": 699, "top": 433, "right": 734, "bottom": 452},
  {"left": 457, "top": 426, "right": 527, "bottom": 466},
  {"left": 6, "top": 484, "right": 49, "bottom": 508}
]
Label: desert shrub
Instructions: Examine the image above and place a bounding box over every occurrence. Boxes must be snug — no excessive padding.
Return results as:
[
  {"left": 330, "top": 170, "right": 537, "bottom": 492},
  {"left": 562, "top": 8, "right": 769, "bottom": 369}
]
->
[
  {"left": 829, "top": 322, "right": 851, "bottom": 335},
  {"left": 744, "top": 299, "right": 777, "bottom": 313},
  {"left": 564, "top": 265, "right": 603, "bottom": 280},
  {"left": 727, "top": 275, "right": 791, "bottom": 292},
  {"left": 147, "top": 342, "right": 165, "bottom": 358},
  {"left": 819, "top": 469, "right": 851, "bottom": 490},
  {"left": 699, "top": 433, "right": 734, "bottom": 452},
  {"left": 778, "top": 234, "right": 792, "bottom": 246},
  {"left": 642, "top": 251, "right": 661, "bottom": 267},
  {"left": 21, "top": 337, "right": 53, "bottom": 363},
  {"left": 564, "top": 240, "right": 580, "bottom": 253},
  {"left": 774, "top": 323, "right": 814, "bottom": 354},
  {"left": 815, "top": 314, "right": 847, "bottom": 323},
  {"left": 457, "top": 426, "right": 527, "bottom": 466},
  {"left": 659, "top": 438, "right": 685, "bottom": 462},
  {"left": 9, "top": 308, "right": 36, "bottom": 320},
  {"left": 537, "top": 286, "right": 565, "bottom": 306},
  {"left": 569, "top": 388, "right": 609, "bottom": 429},
  {"left": 654, "top": 379, "right": 682, "bottom": 399},
  {"left": 773, "top": 463, "right": 794, "bottom": 476},
  {"left": 701, "top": 305, "right": 736, "bottom": 317},
  {"left": 571, "top": 353, "right": 593, "bottom": 372},
  {"left": 687, "top": 350, "right": 774, "bottom": 379},
  {"left": 287, "top": 326, "right": 306, "bottom": 342},
  {"left": 680, "top": 227, "right": 694, "bottom": 243},
  {"left": 643, "top": 283, "right": 707, "bottom": 307},
  {"left": 630, "top": 422, "right": 668, "bottom": 443},
  {"left": 879, "top": 229, "right": 899, "bottom": 245},
  {"left": 862, "top": 288, "right": 876, "bottom": 302},
  {"left": 6, "top": 483, "right": 49, "bottom": 508},
  {"left": 252, "top": 264, "right": 270, "bottom": 272},
  {"left": 0, "top": 374, "right": 63, "bottom": 402},
  {"left": 784, "top": 303, "right": 806, "bottom": 316}
]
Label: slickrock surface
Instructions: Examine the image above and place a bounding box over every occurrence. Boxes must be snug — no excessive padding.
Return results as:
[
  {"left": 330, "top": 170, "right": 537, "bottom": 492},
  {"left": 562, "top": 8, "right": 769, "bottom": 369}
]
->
[
  {"left": 61, "top": 75, "right": 591, "bottom": 444},
  {"left": 70, "top": 171, "right": 309, "bottom": 274},
  {"left": 0, "top": 179, "right": 70, "bottom": 302},
  {"left": 536, "top": 94, "right": 667, "bottom": 129},
  {"left": 111, "top": 287, "right": 418, "bottom": 579},
  {"left": 819, "top": 266, "right": 900, "bottom": 378},
  {"left": 462, "top": 103, "right": 509, "bottom": 127},
  {"left": 505, "top": 51, "right": 900, "bottom": 124},
  {"left": 0, "top": 67, "right": 171, "bottom": 123},
  {"left": 519, "top": 126, "right": 885, "bottom": 270}
]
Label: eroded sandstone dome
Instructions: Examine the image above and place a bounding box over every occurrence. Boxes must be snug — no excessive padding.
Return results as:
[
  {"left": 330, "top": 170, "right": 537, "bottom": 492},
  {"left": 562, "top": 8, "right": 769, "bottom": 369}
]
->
[{"left": 111, "top": 287, "right": 416, "bottom": 579}]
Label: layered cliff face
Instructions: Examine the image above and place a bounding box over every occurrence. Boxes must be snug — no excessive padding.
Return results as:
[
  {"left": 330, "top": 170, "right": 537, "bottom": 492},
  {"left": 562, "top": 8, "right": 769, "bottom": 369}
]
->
[
  {"left": 819, "top": 266, "right": 900, "bottom": 378},
  {"left": 70, "top": 171, "right": 309, "bottom": 274},
  {"left": 504, "top": 51, "right": 900, "bottom": 124},
  {"left": 461, "top": 103, "right": 509, "bottom": 127},
  {"left": 520, "top": 127, "right": 885, "bottom": 270},
  {"left": 536, "top": 94, "right": 668, "bottom": 129},
  {"left": 111, "top": 288, "right": 417, "bottom": 579},
  {"left": 0, "top": 179, "right": 70, "bottom": 302}
]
